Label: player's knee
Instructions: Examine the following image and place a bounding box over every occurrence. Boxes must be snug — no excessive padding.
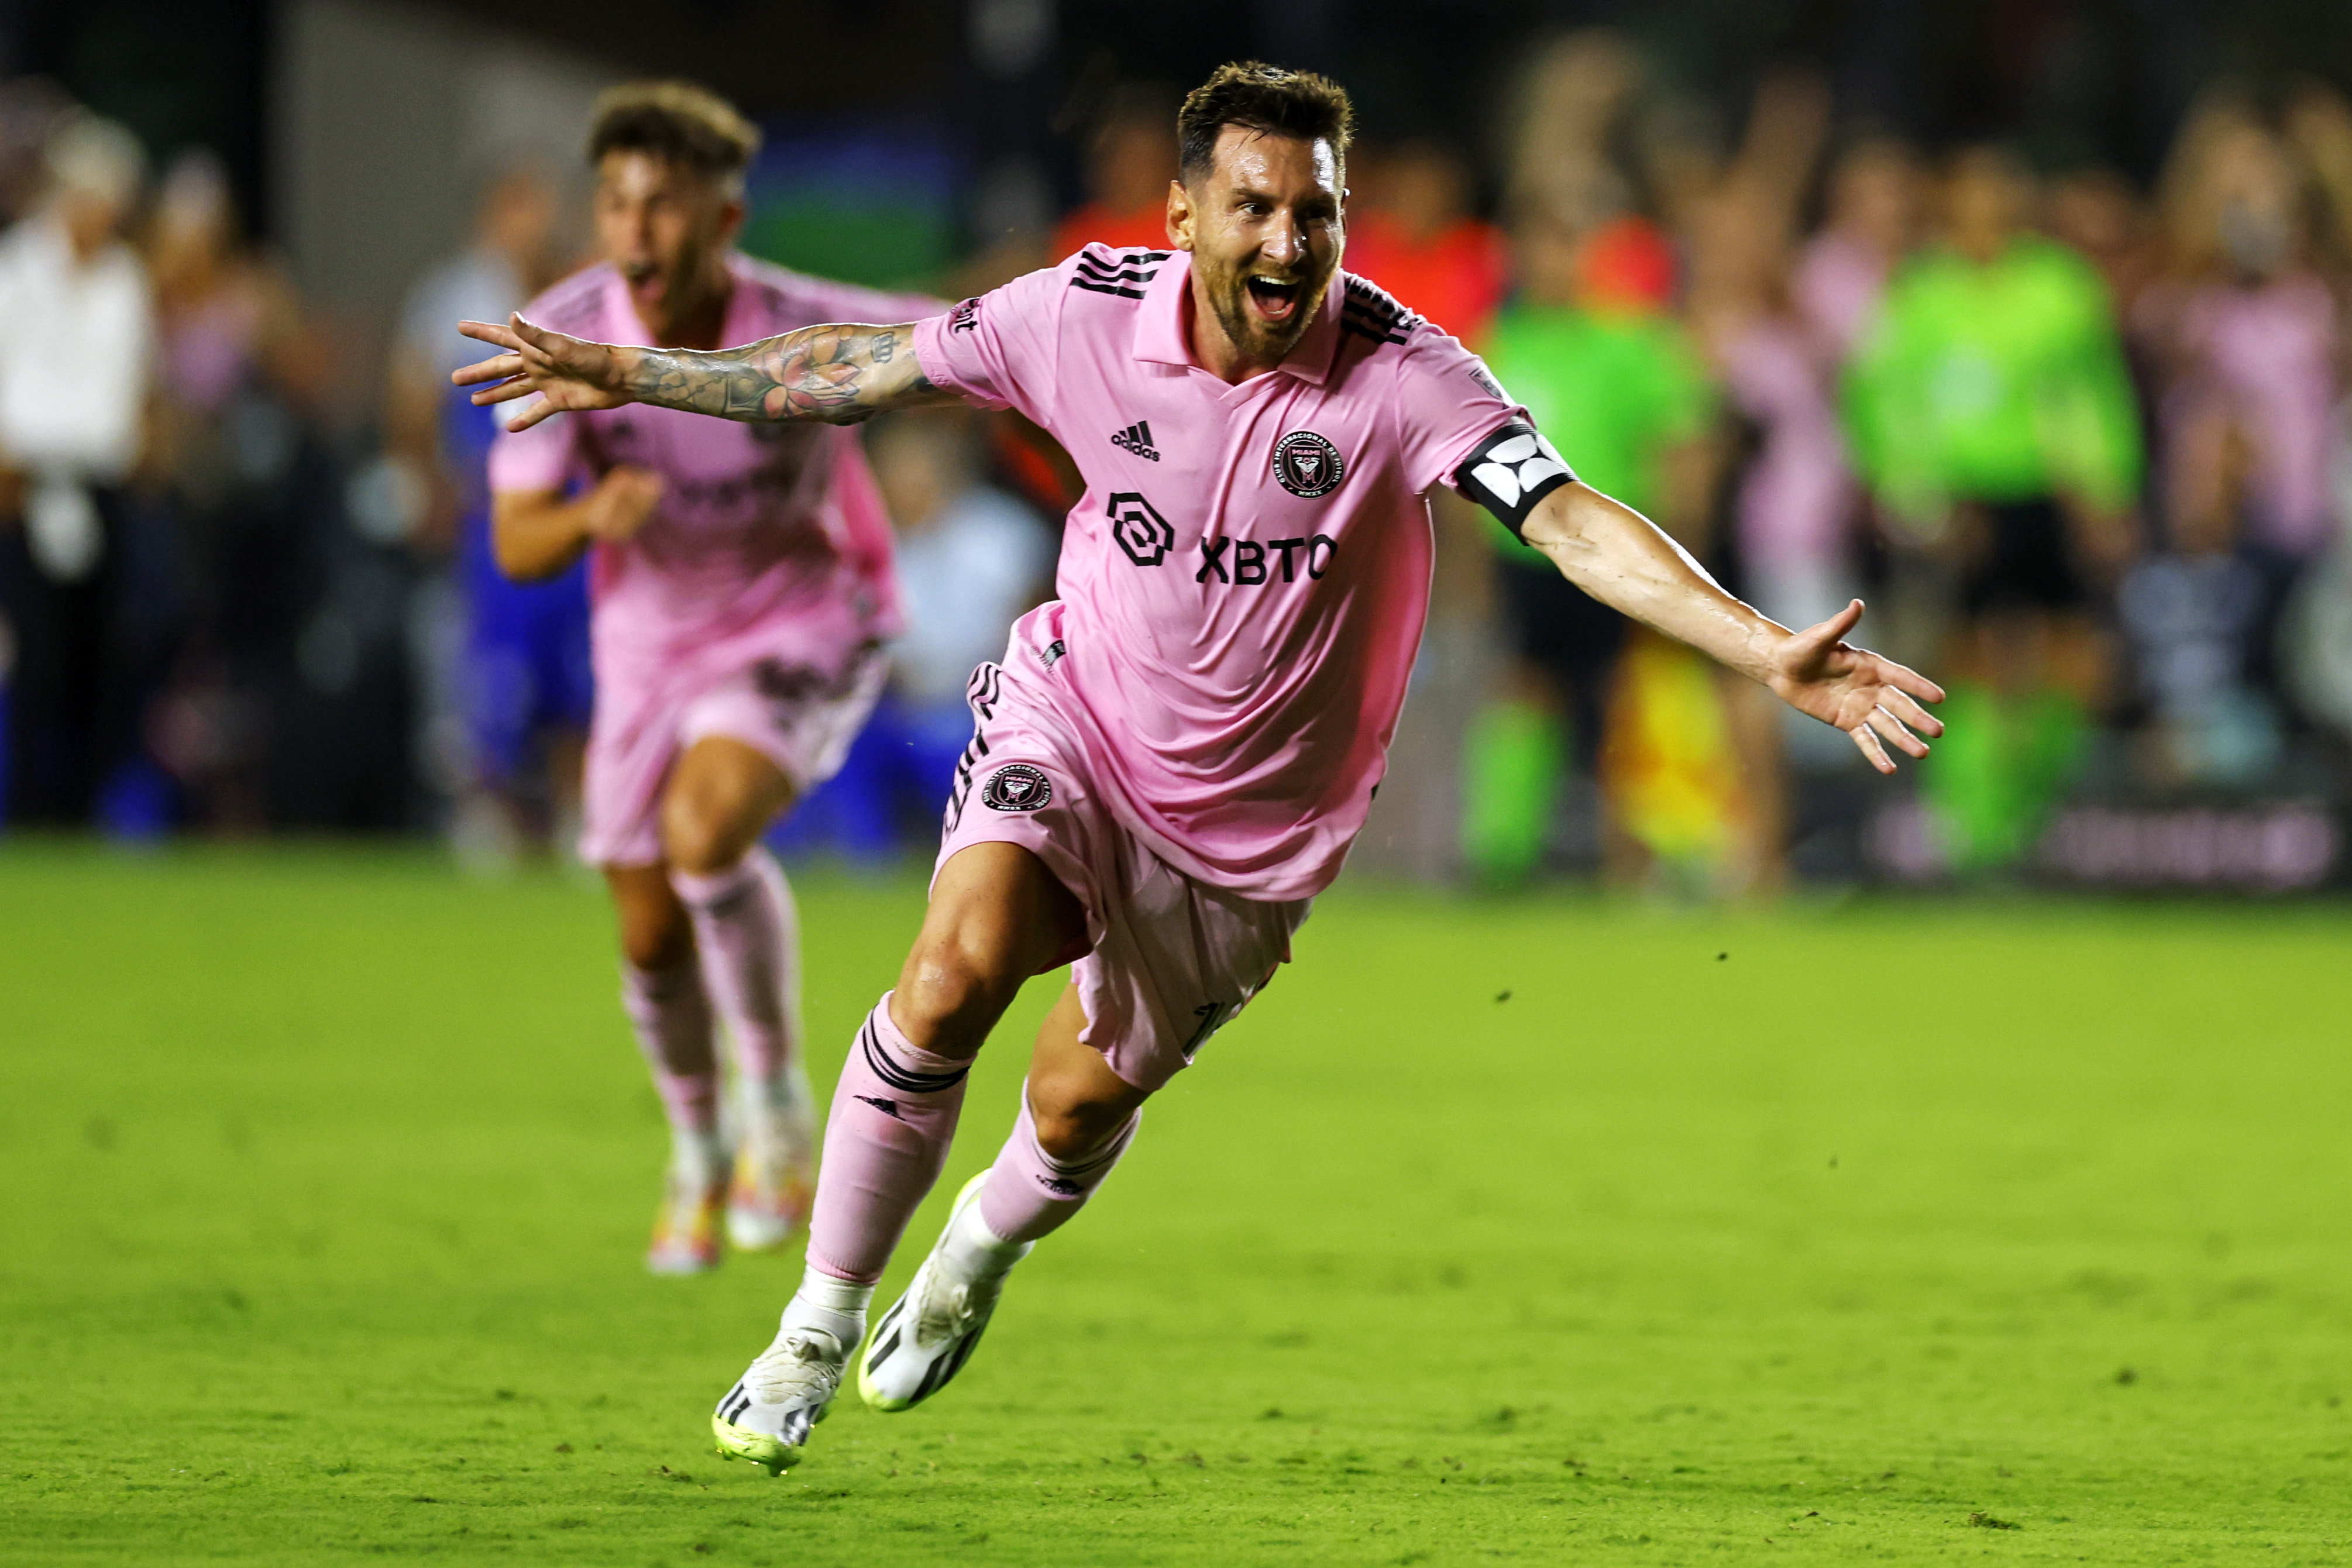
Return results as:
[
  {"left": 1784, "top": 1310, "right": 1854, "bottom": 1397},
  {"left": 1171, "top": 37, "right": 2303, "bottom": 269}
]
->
[
  {"left": 659, "top": 795, "right": 739, "bottom": 877},
  {"left": 894, "top": 934, "right": 1018, "bottom": 1055},
  {"left": 1030, "top": 1091, "right": 1132, "bottom": 1164}
]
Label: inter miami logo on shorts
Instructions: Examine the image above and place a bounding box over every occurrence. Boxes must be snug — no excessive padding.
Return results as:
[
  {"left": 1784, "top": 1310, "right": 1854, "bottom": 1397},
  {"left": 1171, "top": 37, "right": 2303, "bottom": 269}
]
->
[
  {"left": 1108, "top": 491, "right": 1175, "bottom": 566},
  {"left": 1271, "top": 431, "right": 1346, "bottom": 498},
  {"left": 981, "top": 764, "right": 1052, "bottom": 812}
]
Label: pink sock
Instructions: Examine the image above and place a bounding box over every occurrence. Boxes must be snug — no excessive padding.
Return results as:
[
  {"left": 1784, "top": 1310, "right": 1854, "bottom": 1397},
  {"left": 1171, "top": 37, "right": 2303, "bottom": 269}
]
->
[
  {"left": 619, "top": 960, "right": 721, "bottom": 1167},
  {"left": 669, "top": 850, "right": 799, "bottom": 1089},
  {"left": 977, "top": 1087, "right": 1140, "bottom": 1246},
  {"left": 805, "top": 995, "right": 971, "bottom": 1284}
]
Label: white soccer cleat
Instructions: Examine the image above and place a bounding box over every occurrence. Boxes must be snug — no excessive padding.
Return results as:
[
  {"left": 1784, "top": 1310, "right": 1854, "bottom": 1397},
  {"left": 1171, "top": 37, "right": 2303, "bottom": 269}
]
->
[
  {"left": 725, "top": 1116, "right": 814, "bottom": 1253},
  {"left": 857, "top": 1171, "right": 1028, "bottom": 1413},
  {"left": 710, "top": 1323, "right": 850, "bottom": 1474}
]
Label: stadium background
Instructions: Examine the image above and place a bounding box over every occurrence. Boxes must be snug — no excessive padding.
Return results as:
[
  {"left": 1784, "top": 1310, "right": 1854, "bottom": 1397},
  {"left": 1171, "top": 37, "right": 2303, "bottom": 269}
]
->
[{"left": 4, "top": 2, "right": 2351, "bottom": 1564}]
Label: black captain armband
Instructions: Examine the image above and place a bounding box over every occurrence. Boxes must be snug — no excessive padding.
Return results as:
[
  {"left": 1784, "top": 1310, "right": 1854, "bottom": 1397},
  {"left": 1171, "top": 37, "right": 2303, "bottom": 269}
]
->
[{"left": 1453, "top": 421, "right": 1575, "bottom": 541}]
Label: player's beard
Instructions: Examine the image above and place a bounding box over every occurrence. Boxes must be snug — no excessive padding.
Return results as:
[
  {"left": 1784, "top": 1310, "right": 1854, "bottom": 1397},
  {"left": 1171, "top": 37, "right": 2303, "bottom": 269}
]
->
[{"left": 1199, "top": 255, "right": 1333, "bottom": 365}]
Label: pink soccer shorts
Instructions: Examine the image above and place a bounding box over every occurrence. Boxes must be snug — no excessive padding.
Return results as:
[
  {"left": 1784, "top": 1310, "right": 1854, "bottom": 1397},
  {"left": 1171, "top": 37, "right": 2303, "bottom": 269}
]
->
[
  {"left": 933, "top": 645, "right": 1310, "bottom": 1094},
  {"left": 581, "top": 648, "right": 886, "bottom": 868}
]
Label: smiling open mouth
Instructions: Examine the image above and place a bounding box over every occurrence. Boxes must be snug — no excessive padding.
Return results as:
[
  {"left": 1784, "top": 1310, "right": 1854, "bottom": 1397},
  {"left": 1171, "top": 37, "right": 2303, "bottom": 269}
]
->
[{"left": 1245, "top": 275, "right": 1303, "bottom": 321}]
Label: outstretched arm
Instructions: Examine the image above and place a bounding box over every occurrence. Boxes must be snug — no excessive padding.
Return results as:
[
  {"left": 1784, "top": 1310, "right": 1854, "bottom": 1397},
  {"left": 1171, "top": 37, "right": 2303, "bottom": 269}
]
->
[
  {"left": 1520, "top": 480, "right": 1945, "bottom": 773},
  {"left": 452, "top": 316, "right": 958, "bottom": 432}
]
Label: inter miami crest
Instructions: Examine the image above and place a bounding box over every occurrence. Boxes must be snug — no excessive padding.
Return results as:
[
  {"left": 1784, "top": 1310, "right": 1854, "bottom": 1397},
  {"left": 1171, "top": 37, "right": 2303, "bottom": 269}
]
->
[
  {"left": 1108, "top": 491, "right": 1175, "bottom": 566},
  {"left": 1271, "top": 431, "right": 1346, "bottom": 498},
  {"left": 981, "top": 764, "right": 1052, "bottom": 812}
]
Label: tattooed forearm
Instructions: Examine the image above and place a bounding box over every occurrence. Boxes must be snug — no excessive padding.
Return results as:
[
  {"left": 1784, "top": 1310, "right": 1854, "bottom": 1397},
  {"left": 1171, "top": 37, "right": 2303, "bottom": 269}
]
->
[{"left": 621, "top": 322, "right": 932, "bottom": 425}]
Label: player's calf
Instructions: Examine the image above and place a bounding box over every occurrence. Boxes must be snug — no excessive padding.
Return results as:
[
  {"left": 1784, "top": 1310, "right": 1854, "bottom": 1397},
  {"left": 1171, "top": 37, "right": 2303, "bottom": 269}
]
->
[
  {"left": 619, "top": 956, "right": 729, "bottom": 1274},
  {"left": 669, "top": 850, "right": 816, "bottom": 1250},
  {"left": 859, "top": 1096, "right": 1139, "bottom": 1412}
]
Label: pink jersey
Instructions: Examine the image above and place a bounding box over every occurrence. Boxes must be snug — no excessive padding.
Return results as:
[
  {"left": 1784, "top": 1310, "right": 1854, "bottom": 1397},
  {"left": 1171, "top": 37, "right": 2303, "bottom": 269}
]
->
[
  {"left": 2142, "top": 273, "right": 2341, "bottom": 556},
  {"left": 912, "top": 245, "right": 1531, "bottom": 900},
  {"left": 488, "top": 255, "right": 925, "bottom": 705}
]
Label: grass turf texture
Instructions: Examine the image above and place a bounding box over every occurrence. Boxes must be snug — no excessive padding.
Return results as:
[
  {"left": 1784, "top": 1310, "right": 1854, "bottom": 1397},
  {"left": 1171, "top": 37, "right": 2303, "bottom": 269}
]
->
[{"left": 2, "top": 843, "right": 2348, "bottom": 1566}]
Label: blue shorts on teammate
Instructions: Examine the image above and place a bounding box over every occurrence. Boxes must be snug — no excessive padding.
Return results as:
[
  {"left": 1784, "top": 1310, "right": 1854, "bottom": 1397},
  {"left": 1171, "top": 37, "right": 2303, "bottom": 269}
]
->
[{"left": 446, "top": 393, "right": 592, "bottom": 786}]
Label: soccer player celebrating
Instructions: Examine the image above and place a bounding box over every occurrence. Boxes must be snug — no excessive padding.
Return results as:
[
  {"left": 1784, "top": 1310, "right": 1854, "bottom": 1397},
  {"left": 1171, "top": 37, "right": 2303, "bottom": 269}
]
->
[
  {"left": 483, "top": 82, "right": 929, "bottom": 1274},
  {"left": 458, "top": 64, "right": 1943, "bottom": 1466}
]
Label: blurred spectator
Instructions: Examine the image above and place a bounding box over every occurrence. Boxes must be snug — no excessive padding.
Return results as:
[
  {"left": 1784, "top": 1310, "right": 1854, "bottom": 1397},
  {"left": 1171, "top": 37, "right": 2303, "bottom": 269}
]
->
[
  {"left": 2137, "top": 100, "right": 2343, "bottom": 741},
  {"left": 2045, "top": 164, "right": 2163, "bottom": 326},
  {"left": 1845, "top": 145, "right": 2142, "bottom": 871},
  {"left": 1502, "top": 29, "right": 1679, "bottom": 319},
  {"left": 776, "top": 408, "right": 1051, "bottom": 859},
  {"left": 1794, "top": 135, "right": 1922, "bottom": 359},
  {"left": 384, "top": 161, "right": 586, "bottom": 868},
  {"left": 142, "top": 149, "right": 328, "bottom": 829},
  {"left": 1343, "top": 140, "right": 1509, "bottom": 345},
  {"left": 0, "top": 112, "right": 156, "bottom": 827},
  {"left": 1684, "top": 75, "right": 1855, "bottom": 649},
  {"left": 1050, "top": 84, "right": 1178, "bottom": 260},
  {"left": 1682, "top": 79, "right": 1858, "bottom": 809},
  {"left": 1505, "top": 30, "right": 1642, "bottom": 239},
  {"left": 0, "top": 79, "right": 73, "bottom": 228},
  {"left": 2116, "top": 408, "right": 2279, "bottom": 784},
  {"left": 1464, "top": 210, "right": 1716, "bottom": 886}
]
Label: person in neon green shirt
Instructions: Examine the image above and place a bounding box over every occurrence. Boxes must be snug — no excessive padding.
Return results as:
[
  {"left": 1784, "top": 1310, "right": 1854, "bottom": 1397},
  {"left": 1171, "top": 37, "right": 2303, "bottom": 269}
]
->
[
  {"left": 1463, "top": 215, "right": 1717, "bottom": 885},
  {"left": 1843, "top": 146, "right": 2141, "bottom": 871},
  {"left": 1845, "top": 156, "right": 2140, "bottom": 530}
]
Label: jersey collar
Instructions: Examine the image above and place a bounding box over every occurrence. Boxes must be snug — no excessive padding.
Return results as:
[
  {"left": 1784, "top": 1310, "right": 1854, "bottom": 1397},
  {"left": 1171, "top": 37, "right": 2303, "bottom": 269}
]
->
[{"left": 1134, "top": 249, "right": 1341, "bottom": 386}]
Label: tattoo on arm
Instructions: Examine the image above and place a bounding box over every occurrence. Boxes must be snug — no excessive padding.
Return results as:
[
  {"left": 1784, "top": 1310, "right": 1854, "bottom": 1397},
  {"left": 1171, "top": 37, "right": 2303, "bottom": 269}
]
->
[{"left": 623, "top": 322, "right": 930, "bottom": 425}]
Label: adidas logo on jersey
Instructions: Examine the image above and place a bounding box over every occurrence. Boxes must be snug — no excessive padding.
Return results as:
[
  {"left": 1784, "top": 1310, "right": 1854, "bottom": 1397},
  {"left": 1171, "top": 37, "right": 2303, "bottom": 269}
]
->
[{"left": 1111, "top": 420, "right": 1161, "bottom": 461}]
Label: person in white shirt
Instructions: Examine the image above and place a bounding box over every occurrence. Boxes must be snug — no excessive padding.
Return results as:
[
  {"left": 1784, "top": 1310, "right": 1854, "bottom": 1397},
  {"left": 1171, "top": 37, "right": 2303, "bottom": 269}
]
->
[{"left": 0, "top": 112, "right": 156, "bottom": 824}]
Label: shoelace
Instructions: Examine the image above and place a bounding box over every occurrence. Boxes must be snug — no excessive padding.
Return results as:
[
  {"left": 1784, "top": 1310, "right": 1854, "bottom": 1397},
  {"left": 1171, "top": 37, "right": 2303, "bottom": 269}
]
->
[
  {"left": 914, "top": 1276, "right": 993, "bottom": 1344},
  {"left": 748, "top": 1331, "right": 843, "bottom": 1402}
]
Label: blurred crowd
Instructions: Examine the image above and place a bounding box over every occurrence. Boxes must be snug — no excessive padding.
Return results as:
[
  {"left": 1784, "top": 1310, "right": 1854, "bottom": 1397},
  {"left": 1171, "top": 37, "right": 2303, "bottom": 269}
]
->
[
  {"left": 8, "top": 34, "right": 2352, "bottom": 889},
  {"left": 1044, "top": 39, "right": 2352, "bottom": 890},
  {"left": 0, "top": 79, "right": 1060, "bottom": 866}
]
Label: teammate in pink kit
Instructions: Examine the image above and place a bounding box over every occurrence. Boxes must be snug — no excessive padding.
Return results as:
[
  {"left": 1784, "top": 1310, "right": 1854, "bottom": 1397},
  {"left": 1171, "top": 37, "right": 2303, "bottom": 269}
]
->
[
  {"left": 483, "top": 83, "right": 926, "bottom": 1275},
  {"left": 458, "top": 64, "right": 1944, "bottom": 1469}
]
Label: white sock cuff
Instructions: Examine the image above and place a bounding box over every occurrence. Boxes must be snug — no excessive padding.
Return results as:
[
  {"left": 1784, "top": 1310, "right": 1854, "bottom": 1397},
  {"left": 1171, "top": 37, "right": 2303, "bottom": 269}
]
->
[
  {"left": 796, "top": 1266, "right": 876, "bottom": 1316},
  {"left": 949, "top": 1180, "right": 1033, "bottom": 1265}
]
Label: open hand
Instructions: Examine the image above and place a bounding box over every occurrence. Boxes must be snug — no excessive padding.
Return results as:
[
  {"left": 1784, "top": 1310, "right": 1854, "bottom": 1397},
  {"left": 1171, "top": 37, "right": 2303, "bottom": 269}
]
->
[
  {"left": 1766, "top": 600, "right": 1945, "bottom": 773},
  {"left": 453, "top": 315, "right": 634, "bottom": 432}
]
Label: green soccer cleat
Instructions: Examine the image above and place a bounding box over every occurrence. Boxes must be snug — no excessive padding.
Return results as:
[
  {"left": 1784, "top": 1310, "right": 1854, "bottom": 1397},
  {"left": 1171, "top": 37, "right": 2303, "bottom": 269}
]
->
[
  {"left": 710, "top": 1323, "right": 850, "bottom": 1474},
  {"left": 857, "top": 1171, "right": 1028, "bottom": 1413}
]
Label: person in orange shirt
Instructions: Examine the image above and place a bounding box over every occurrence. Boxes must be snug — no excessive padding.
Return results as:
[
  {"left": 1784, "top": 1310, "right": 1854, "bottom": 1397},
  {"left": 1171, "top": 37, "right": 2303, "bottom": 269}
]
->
[
  {"left": 1342, "top": 139, "right": 1509, "bottom": 343},
  {"left": 1050, "top": 85, "right": 1178, "bottom": 260}
]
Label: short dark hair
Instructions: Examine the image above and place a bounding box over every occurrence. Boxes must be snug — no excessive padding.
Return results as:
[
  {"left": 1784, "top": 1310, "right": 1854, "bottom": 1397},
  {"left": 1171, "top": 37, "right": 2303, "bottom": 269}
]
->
[
  {"left": 587, "top": 81, "right": 760, "bottom": 186},
  {"left": 1177, "top": 61, "right": 1354, "bottom": 183}
]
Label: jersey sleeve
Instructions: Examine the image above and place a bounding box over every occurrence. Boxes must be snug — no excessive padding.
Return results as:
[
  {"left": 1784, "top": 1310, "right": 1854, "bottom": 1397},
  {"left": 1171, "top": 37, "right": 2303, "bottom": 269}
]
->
[
  {"left": 910, "top": 264, "right": 1064, "bottom": 424},
  {"left": 486, "top": 404, "right": 585, "bottom": 494},
  {"left": 1395, "top": 325, "right": 1576, "bottom": 539}
]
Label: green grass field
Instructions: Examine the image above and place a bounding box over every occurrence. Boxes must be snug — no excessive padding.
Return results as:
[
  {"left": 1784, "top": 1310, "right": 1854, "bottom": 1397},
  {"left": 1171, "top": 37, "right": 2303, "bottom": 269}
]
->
[{"left": 3, "top": 842, "right": 2348, "bottom": 1566}]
